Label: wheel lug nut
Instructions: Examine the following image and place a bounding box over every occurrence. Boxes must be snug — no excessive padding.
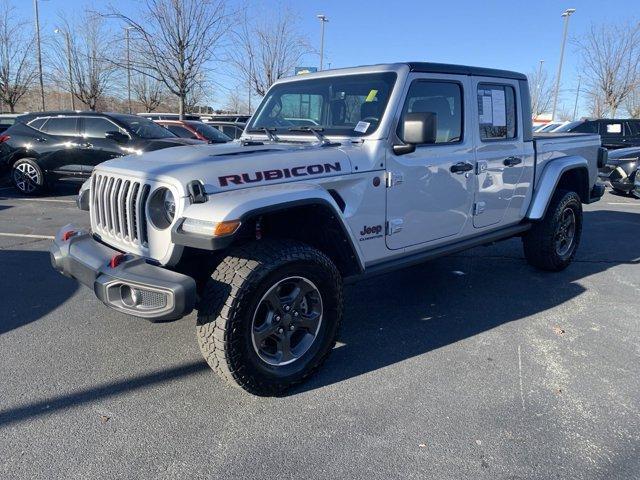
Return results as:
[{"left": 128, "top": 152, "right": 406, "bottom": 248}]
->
[
  {"left": 293, "top": 311, "right": 299, "bottom": 317},
  {"left": 289, "top": 325, "right": 294, "bottom": 331},
  {"left": 277, "top": 328, "right": 284, "bottom": 334},
  {"left": 284, "top": 305, "right": 290, "bottom": 312}
]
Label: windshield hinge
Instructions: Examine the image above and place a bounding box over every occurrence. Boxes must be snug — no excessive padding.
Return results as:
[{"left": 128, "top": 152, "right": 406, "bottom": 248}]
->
[{"left": 386, "top": 171, "right": 404, "bottom": 188}]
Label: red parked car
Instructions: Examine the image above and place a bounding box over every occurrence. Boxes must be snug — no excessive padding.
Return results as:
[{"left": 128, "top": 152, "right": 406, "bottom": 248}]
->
[{"left": 155, "top": 119, "right": 232, "bottom": 144}]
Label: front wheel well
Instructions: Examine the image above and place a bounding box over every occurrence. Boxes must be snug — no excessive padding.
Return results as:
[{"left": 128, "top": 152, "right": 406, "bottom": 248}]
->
[{"left": 232, "top": 203, "right": 362, "bottom": 278}]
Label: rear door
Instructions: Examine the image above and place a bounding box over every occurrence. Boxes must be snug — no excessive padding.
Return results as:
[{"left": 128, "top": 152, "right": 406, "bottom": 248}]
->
[
  {"left": 624, "top": 120, "right": 640, "bottom": 147},
  {"left": 38, "top": 116, "right": 84, "bottom": 175},
  {"left": 471, "top": 78, "right": 526, "bottom": 228}
]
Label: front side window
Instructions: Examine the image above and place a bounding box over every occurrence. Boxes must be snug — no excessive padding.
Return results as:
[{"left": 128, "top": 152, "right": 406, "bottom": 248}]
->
[
  {"left": 248, "top": 72, "right": 397, "bottom": 137},
  {"left": 83, "top": 117, "right": 123, "bottom": 138},
  {"left": 477, "top": 84, "right": 516, "bottom": 140},
  {"left": 166, "top": 124, "right": 197, "bottom": 139},
  {"left": 397, "top": 80, "right": 463, "bottom": 144},
  {"left": 111, "top": 114, "right": 176, "bottom": 139},
  {"left": 572, "top": 121, "right": 598, "bottom": 134}
]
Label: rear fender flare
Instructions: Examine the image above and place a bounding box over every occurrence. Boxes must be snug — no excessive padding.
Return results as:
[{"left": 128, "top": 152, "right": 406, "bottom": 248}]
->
[{"left": 527, "top": 155, "right": 589, "bottom": 220}]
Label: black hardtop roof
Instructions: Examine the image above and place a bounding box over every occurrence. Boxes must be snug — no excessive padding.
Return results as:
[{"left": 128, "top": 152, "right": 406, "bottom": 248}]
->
[{"left": 407, "top": 62, "right": 527, "bottom": 81}]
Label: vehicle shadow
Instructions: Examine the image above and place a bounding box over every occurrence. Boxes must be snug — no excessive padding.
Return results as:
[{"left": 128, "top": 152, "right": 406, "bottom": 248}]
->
[
  {"left": 0, "top": 250, "right": 78, "bottom": 335},
  {"left": 0, "top": 180, "right": 81, "bottom": 200},
  {"left": 295, "top": 209, "right": 640, "bottom": 394}
]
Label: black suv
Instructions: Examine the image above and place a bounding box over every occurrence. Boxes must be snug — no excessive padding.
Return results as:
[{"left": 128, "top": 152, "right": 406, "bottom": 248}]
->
[
  {"left": 0, "top": 111, "right": 204, "bottom": 194},
  {"left": 559, "top": 119, "right": 640, "bottom": 149}
]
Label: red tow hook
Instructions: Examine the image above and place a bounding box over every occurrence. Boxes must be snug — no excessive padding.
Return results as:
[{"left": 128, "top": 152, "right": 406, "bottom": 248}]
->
[
  {"left": 109, "top": 253, "right": 127, "bottom": 269},
  {"left": 61, "top": 230, "right": 76, "bottom": 241}
]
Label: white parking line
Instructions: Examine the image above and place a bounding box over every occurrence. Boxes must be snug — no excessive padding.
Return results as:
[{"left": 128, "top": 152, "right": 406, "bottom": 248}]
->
[
  {"left": 0, "top": 232, "right": 54, "bottom": 240},
  {"left": 0, "top": 197, "right": 76, "bottom": 204}
]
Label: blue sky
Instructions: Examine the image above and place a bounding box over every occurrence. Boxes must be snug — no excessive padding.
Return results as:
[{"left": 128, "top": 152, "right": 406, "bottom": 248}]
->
[{"left": 15, "top": 0, "right": 639, "bottom": 116}]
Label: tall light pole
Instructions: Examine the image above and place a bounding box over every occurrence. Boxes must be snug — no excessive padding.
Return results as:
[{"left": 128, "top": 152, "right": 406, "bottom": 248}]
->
[
  {"left": 125, "top": 27, "right": 133, "bottom": 114},
  {"left": 55, "top": 28, "right": 75, "bottom": 110},
  {"left": 572, "top": 75, "right": 581, "bottom": 120},
  {"left": 551, "top": 8, "right": 576, "bottom": 121},
  {"left": 317, "top": 14, "right": 328, "bottom": 71},
  {"left": 33, "top": 0, "right": 46, "bottom": 111}
]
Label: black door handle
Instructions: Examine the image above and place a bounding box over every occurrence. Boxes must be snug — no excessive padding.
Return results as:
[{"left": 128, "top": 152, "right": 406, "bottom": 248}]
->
[
  {"left": 450, "top": 162, "right": 473, "bottom": 174},
  {"left": 503, "top": 156, "right": 522, "bottom": 167}
]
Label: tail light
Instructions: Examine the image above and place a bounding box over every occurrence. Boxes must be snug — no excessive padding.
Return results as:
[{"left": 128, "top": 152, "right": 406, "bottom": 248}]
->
[{"left": 0, "top": 134, "right": 11, "bottom": 143}]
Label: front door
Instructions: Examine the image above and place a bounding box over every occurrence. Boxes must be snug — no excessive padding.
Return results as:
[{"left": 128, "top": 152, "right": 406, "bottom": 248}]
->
[
  {"left": 78, "top": 116, "right": 129, "bottom": 173},
  {"left": 472, "top": 78, "right": 526, "bottom": 228},
  {"left": 386, "top": 74, "right": 475, "bottom": 250}
]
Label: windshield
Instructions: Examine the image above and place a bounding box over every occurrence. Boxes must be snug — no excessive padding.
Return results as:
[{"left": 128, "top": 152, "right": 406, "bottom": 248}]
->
[
  {"left": 553, "top": 121, "right": 581, "bottom": 132},
  {"left": 248, "top": 72, "right": 397, "bottom": 137},
  {"left": 185, "top": 121, "right": 231, "bottom": 142},
  {"left": 113, "top": 114, "right": 177, "bottom": 139}
]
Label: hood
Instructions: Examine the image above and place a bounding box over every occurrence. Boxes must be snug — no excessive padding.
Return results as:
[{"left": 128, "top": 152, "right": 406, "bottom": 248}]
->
[{"left": 98, "top": 142, "right": 353, "bottom": 195}]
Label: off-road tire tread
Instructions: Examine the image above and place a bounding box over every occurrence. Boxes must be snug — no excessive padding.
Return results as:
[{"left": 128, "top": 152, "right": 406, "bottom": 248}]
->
[
  {"left": 522, "top": 189, "right": 582, "bottom": 271},
  {"left": 196, "top": 239, "right": 342, "bottom": 395}
]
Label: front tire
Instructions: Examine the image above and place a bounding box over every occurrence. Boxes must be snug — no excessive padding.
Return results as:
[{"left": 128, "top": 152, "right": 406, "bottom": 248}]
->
[
  {"left": 196, "top": 239, "right": 343, "bottom": 395},
  {"left": 11, "top": 158, "right": 46, "bottom": 195},
  {"left": 522, "top": 189, "right": 582, "bottom": 271}
]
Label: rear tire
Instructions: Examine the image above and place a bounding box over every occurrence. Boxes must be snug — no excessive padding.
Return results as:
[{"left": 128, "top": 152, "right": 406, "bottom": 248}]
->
[
  {"left": 11, "top": 158, "right": 46, "bottom": 195},
  {"left": 522, "top": 189, "right": 582, "bottom": 271},
  {"left": 196, "top": 239, "right": 343, "bottom": 396}
]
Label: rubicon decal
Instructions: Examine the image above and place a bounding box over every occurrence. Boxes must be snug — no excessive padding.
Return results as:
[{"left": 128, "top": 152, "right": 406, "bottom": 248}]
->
[
  {"left": 219, "top": 162, "right": 342, "bottom": 187},
  {"left": 359, "top": 224, "right": 383, "bottom": 241}
]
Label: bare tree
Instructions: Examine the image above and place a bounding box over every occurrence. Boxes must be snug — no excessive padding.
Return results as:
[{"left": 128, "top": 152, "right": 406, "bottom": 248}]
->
[
  {"left": 231, "top": 8, "right": 311, "bottom": 97},
  {"left": 574, "top": 22, "right": 640, "bottom": 118},
  {"left": 52, "top": 14, "right": 119, "bottom": 110},
  {"left": 132, "top": 73, "right": 165, "bottom": 112},
  {"left": 528, "top": 65, "right": 554, "bottom": 117},
  {"left": 224, "top": 85, "right": 249, "bottom": 113},
  {"left": 107, "top": 0, "right": 229, "bottom": 119},
  {"left": 0, "top": 1, "right": 37, "bottom": 112},
  {"left": 587, "top": 90, "right": 607, "bottom": 118},
  {"left": 624, "top": 87, "right": 640, "bottom": 118}
]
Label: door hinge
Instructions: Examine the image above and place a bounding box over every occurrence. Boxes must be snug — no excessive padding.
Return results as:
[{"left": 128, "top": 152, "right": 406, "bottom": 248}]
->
[
  {"left": 386, "top": 218, "right": 404, "bottom": 235},
  {"left": 473, "top": 202, "right": 486, "bottom": 216},
  {"left": 476, "top": 161, "right": 488, "bottom": 175},
  {"left": 386, "top": 171, "right": 404, "bottom": 188}
]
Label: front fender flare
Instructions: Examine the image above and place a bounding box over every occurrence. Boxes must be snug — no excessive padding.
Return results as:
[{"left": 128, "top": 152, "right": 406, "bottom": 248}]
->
[
  {"left": 174, "top": 182, "right": 365, "bottom": 270},
  {"left": 527, "top": 155, "right": 588, "bottom": 220}
]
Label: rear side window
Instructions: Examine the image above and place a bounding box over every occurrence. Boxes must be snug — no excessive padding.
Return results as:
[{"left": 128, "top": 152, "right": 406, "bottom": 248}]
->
[
  {"left": 571, "top": 121, "right": 598, "bottom": 134},
  {"left": 43, "top": 117, "right": 78, "bottom": 136},
  {"left": 222, "top": 126, "right": 241, "bottom": 139},
  {"left": 397, "top": 80, "right": 463, "bottom": 144},
  {"left": 477, "top": 84, "right": 516, "bottom": 140},
  {"left": 601, "top": 121, "right": 624, "bottom": 136},
  {"left": 27, "top": 117, "right": 48, "bottom": 131},
  {"left": 83, "top": 117, "right": 121, "bottom": 138}
]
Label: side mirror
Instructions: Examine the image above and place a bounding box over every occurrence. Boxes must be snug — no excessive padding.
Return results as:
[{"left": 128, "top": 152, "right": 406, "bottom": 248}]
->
[
  {"left": 105, "top": 131, "right": 128, "bottom": 143},
  {"left": 393, "top": 112, "right": 437, "bottom": 155}
]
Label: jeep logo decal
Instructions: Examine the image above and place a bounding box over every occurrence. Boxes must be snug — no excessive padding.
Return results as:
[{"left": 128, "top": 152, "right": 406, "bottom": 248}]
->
[
  {"left": 219, "top": 162, "right": 342, "bottom": 187},
  {"left": 359, "top": 224, "right": 383, "bottom": 241}
]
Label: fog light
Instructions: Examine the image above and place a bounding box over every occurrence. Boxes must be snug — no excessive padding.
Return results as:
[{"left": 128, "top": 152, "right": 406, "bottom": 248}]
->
[{"left": 120, "top": 285, "right": 141, "bottom": 307}]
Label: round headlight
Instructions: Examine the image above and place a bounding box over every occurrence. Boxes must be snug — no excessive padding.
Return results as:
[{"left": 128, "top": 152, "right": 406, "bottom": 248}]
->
[{"left": 148, "top": 187, "right": 176, "bottom": 229}]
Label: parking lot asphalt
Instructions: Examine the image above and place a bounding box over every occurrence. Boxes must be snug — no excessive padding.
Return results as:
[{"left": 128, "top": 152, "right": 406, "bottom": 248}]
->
[{"left": 0, "top": 180, "right": 638, "bottom": 480}]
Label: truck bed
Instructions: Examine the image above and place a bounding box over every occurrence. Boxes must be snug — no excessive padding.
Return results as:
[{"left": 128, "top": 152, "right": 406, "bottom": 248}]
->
[{"left": 533, "top": 133, "right": 601, "bottom": 189}]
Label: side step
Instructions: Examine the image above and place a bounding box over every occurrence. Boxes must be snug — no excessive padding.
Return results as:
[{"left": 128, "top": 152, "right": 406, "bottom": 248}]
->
[{"left": 346, "top": 223, "right": 531, "bottom": 284}]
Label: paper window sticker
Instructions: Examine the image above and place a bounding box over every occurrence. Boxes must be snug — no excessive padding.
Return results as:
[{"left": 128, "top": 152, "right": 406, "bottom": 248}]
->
[
  {"left": 354, "top": 121, "right": 370, "bottom": 133},
  {"left": 606, "top": 124, "right": 622, "bottom": 133},
  {"left": 365, "top": 90, "right": 379, "bottom": 102},
  {"left": 479, "top": 95, "right": 493, "bottom": 124},
  {"left": 491, "top": 89, "right": 506, "bottom": 127}
]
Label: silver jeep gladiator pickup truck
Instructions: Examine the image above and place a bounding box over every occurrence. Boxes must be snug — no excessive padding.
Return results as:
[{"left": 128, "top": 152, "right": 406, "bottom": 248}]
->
[{"left": 51, "top": 62, "right": 606, "bottom": 395}]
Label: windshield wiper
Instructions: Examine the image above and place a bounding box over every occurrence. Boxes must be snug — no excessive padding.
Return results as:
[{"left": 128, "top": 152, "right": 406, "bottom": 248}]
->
[
  {"left": 288, "top": 126, "right": 338, "bottom": 146},
  {"left": 247, "top": 127, "right": 278, "bottom": 142}
]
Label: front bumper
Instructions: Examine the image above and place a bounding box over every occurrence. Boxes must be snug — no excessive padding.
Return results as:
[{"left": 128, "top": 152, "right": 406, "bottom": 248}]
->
[{"left": 50, "top": 225, "right": 196, "bottom": 321}]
